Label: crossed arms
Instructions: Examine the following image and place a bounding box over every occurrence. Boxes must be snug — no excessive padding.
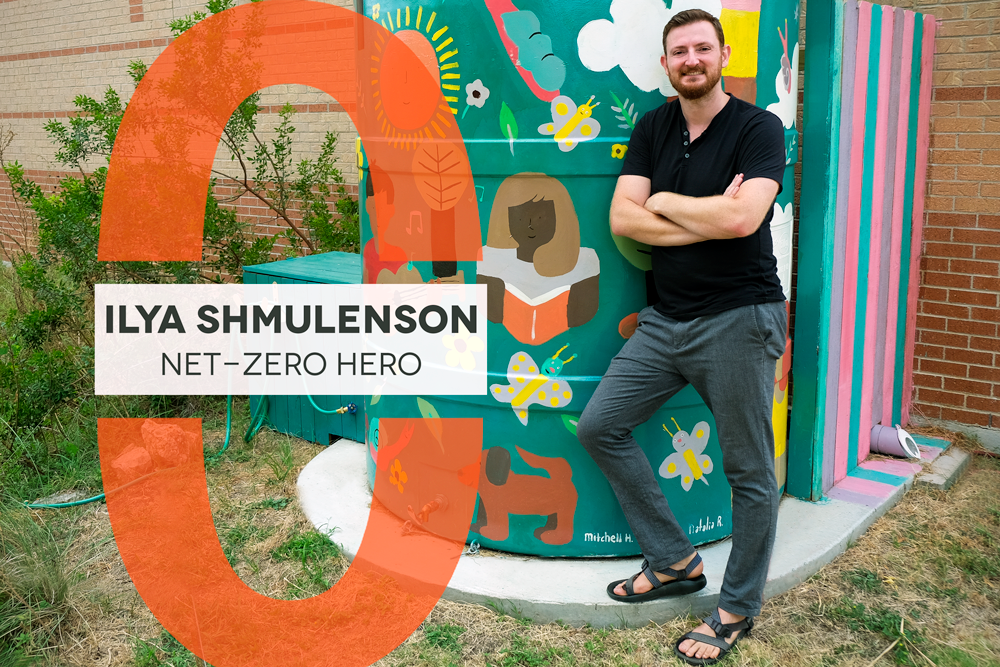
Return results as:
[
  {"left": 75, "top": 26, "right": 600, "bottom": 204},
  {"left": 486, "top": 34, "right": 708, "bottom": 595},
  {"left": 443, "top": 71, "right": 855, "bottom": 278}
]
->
[{"left": 609, "top": 174, "right": 779, "bottom": 247}]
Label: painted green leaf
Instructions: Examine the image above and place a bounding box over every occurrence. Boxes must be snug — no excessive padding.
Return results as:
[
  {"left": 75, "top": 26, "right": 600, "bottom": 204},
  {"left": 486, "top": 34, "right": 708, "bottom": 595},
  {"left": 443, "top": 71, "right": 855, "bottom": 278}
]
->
[
  {"left": 370, "top": 394, "right": 381, "bottom": 405},
  {"left": 417, "top": 396, "right": 444, "bottom": 450},
  {"left": 561, "top": 414, "right": 579, "bottom": 436},
  {"left": 499, "top": 102, "right": 518, "bottom": 156}
]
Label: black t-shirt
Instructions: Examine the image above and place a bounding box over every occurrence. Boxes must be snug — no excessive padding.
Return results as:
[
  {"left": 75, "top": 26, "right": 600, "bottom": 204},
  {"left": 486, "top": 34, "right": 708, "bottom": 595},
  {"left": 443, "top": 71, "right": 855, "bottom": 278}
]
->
[{"left": 620, "top": 94, "right": 786, "bottom": 320}]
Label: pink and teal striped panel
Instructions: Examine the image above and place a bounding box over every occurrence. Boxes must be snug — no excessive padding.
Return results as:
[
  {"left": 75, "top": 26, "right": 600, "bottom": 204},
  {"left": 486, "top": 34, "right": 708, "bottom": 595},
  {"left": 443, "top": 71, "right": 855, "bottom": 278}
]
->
[{"left": 822, "top": 2, "right": 936, "bottom": 489}]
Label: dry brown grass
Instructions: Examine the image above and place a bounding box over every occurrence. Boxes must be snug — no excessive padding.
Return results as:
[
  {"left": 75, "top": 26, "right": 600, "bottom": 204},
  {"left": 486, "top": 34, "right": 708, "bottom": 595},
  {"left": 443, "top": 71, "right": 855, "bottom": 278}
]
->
[{"left": 16, "top": 420, "right": 1000, "bottom": 667}]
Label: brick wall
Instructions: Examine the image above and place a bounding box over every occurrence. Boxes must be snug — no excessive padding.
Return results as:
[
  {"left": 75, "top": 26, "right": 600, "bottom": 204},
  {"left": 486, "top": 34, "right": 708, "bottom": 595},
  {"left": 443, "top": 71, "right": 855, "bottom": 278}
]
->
[
  {"left": 796, "top": 0, "right": 1000, "bottom": 431},
  {"left": 0, "top": 0, "right": 360, "bottom": 262},
  {"left": 900, "top": 0, "right": 1000, "bottom": 429}
]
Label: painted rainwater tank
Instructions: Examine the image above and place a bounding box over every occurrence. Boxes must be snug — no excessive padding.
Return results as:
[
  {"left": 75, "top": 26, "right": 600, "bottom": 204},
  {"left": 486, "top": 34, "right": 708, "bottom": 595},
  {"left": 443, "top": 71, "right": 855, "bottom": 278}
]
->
[{"left": 359, "top": 0, "right": 800, "bottom": 556}]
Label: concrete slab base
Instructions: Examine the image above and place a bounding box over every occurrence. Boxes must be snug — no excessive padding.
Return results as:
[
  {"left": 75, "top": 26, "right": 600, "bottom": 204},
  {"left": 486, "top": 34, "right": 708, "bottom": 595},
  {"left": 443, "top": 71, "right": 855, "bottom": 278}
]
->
[
  {"left": 296, "top": 439, "right": 955, "bottom": 627},
  {"left": 916, "top": 447, "right": 971, "bottom": 491}
]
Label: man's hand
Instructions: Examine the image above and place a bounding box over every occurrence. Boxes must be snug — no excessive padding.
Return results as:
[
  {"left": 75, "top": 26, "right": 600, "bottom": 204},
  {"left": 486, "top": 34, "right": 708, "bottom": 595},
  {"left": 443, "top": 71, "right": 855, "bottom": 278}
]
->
[
  {"left": 643, "top": 175, "right": 778, "bottom": 240},
  {"left": 723, "top": 173, "right": 743, "bottom": 198},
  {"left": 609, "top": 175, "right": 708, "bottom": 247}
]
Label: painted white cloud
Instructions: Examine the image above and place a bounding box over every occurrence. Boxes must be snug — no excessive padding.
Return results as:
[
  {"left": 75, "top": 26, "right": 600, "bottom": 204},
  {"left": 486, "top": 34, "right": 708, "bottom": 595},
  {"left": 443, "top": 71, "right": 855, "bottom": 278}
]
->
[
  {"left": 766, "top": 41, "right": 799, "bottom": 129},
  {"left": 577, "top": 0, "right": 723, "bottom": 98}
]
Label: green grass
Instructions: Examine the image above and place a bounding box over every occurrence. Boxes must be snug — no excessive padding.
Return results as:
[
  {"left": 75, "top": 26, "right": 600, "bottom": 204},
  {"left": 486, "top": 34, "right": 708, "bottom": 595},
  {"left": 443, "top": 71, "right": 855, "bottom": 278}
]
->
[
  {"left": 424, "top": 623, "right": 466, "bottom": 652},
  {"left": 133, "top": 630, "right": 209, "bottom": 667},
  {"left": 488, "top": 634, "right": 570, "bottom": 667},
  {"left": 271, "top": 530, "right": 339, "bottom": 564},
  {"left": 842, "top": 567, "right": 883, "bottom": 593},
  {"left": 827, "top": 597, "right": 925, "bottom": 665}
]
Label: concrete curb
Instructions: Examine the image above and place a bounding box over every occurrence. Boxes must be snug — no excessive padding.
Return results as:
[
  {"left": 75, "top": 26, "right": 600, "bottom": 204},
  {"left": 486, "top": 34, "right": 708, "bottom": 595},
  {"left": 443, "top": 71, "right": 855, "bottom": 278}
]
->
[
  {"left": 296, "top": 439, "right": 960, "bottom": 628},
  {"left": 915, "top": 447, "right": 971, "bottom": 491}
]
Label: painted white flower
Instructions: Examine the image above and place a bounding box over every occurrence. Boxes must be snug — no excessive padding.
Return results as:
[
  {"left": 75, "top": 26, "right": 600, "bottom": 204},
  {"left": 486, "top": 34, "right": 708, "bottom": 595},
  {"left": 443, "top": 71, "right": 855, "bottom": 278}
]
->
[
  {"left": 443, "top": 326, "right": 484, "bottom": 371},
  {"left": 465, "top": 79, "right": 490, "bottom": 108}
]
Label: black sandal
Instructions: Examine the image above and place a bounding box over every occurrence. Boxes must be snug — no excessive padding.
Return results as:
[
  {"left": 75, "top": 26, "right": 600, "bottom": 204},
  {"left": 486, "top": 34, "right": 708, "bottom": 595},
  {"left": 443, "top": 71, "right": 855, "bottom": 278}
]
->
[
  {"left": 606, "top": 553, "right": 707, "bottom": 603},
  {"left": 673, "top": 609, "right": 754, "bottom": 665}
]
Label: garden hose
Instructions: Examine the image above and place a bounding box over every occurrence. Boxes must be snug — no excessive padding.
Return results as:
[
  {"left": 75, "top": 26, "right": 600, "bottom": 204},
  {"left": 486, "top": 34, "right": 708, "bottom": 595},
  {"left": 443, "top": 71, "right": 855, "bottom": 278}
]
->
[
  {"left": 25, "top": 395, "right": 247, "bottom": 510},
  {"left": 23, "top": 392, "right": 348, "bottom": 510}
]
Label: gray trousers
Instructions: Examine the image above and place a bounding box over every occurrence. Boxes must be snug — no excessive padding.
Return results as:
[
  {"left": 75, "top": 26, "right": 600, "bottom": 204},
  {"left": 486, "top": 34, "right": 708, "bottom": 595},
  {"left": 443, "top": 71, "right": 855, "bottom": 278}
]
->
[{"left": 577, "top": 301, "right": 786, "bottom": 617}]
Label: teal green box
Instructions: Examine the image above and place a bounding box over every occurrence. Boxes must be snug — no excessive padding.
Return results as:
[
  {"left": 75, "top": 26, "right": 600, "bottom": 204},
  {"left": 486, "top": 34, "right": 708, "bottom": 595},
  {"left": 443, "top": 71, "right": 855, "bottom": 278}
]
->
[{"left": 243, "top": 252, "right": 365, "bottom": 444}]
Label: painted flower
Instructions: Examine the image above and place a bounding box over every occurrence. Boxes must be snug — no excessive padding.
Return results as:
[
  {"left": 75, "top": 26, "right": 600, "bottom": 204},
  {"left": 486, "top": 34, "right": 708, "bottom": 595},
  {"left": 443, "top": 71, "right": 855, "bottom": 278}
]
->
[
  {"left": 465, "top": 79, "right": 490, "bottom": 108},
  {"left": 612, "top": 144, "right": 629, "bottom": 159},
  {"left": 390, "top": 458, "right": 407, "bottom": 493},
  {"left": 443, "top": 326, "right": 484, "bottom": 371},
  {"left": 371, "top": 4, "right": 380, "bottom": 20}
]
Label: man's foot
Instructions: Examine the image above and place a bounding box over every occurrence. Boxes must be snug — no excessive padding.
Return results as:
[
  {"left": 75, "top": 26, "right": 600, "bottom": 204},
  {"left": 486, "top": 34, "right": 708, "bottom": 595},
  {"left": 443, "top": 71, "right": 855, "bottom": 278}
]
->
[
  {"left": 677, "top": 608, "right": 749, "bottom": 662},
  {"left": 612, "top": 552, "right": 703, "bottom": 596}
]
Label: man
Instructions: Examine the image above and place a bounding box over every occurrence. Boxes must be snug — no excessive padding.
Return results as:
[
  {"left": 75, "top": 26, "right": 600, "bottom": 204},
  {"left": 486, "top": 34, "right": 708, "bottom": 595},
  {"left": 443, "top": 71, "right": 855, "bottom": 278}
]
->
[{"left": 576, "top": 9, "right": 786, "bottom": 665}]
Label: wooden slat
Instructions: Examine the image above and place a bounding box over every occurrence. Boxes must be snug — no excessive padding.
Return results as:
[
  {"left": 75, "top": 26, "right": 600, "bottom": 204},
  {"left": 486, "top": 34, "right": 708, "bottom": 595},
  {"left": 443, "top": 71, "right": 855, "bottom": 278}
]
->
[
  {"left": 834, "top": 0, "right": 873, "bottom": 483},
  {"left": 871, "top": 8, "right": 905, "bottom": 429},
  {"left": 901, "top": 15, "right": 937, "bottom": 425},
  {"left": 892, "top": 16, "right": 925, "bottom": 425},
  {"left": 788, "top": 0, "right": 847, "bottom": 499},
  {"left": 857, "top": 4, "right": 895, "bottom": 466},
  {"left": 821, "top": 0, "right": 859, "bottom": 493},
  {"left": 881, "top": 10, "right": 916, "bottom": 428}
]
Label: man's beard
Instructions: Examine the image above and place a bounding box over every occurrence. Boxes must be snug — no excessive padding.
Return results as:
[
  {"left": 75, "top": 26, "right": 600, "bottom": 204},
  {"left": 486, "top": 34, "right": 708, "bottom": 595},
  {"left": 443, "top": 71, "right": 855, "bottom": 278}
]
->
[{"left": 669, "top": 64, "right": 722, "bottom": 100}]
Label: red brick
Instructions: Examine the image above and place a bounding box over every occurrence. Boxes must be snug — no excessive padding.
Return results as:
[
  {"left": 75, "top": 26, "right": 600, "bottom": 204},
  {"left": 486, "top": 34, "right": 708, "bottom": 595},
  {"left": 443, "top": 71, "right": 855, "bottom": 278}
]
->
[
  {"left": 925, "top": 242, "right": 974, "bottom": 258},
  {"left": 951, "top": 259, "right": 999, "bottom": 275},
  {"left": 934, "top": 86, "right": 986, "bottom": 101},
  {"left": 979, "top": 215, "right": 1000, "bottom": 229},
  {"left": 928, "top": 181, "right": 979, "bottom": 197},
  {"left": 948, "top": 318, "right": 998, "bottom": 337},
  {"left": 917, "top": 314, "right": 948, "bottom": 331},
  {"left": 919, "top": 286, "right": 948, "bottom": 302},
  {"left": 989, "top": 87, "right": 1000, "bottom": 100},
  {"left": 925, "top": 196, "right": 955, "bottom": 212},
  {"left": 954, "top": 228, "right": 1000, "bottom": 245},
  {"left": 944, "top": 376, "right": 993, "bottom": 396},
  {"left": 931, "top": 150, "right": 982, "bottom": 165},
  {"left": 959, "top": 133, "right": 1000, "bottom": 149},
  {"left": 945, "top": 347, "right": 993, "bottom": 366},
  {"left": 927, "top": 212, "right": 977, "bottom": 227},
  {"left": 915, "top": 344, "right": 946, "bottom": 360},
  {"left": 973, "top": 276, "right": 1000, "bottom": 291},
  {"left": 940, "top": 407, "right": 990, "bottom": 426},
  {"left": 917, "top": 389, "right": 966, "bottom": 407},
  {"left": 915, "top": 403, "right": 943, "bottom": 420},
  {"left": 949, "top": 289, "right": 999, "bottom": 306},
  {"left": 958, "top": 166, "right": 1000, "bottom": 181},
  {"left": 932, "top": 117, "right": 985, "bottom": 132},
  {"left": 920, "top": 330, "right": 970, "bottom": 348},
  {"left": 967, "top": 396, "right": 1000, "bottom": 412},
  {"left": 922, "top": 301, "right": 970, "bottom": 319},
  {"left": 970, "top": 307, "right": 1000, "bottom": 322},
  {"left": 975, "top": 245, "right": 1000, "bottom": 261},
  {"left": 919, "top": 359, "right": 968, "bottom": 377},
  {"left": 972, "top": 336, "right": 1000, "bottom": 353},
  {"left": 921, "top": 256, "right": 951, "bottom": 272},
  {"left": 924, "top": 271, "right": 971, "bottom": 288},
  {"left": 969, "top": 366, "right": 1000, "bottom": 383},
  {"left": 923, "top": 227, "right": 952, "bottom": 242},
  {"left": 930, "top": 133, "right": 958, "bottom": 149},
  {"left": 914, "top": 372, "right": 943, "bottom": 389},
  {"left": 930, "top": 165, "right": 958, "bottom": 181}
]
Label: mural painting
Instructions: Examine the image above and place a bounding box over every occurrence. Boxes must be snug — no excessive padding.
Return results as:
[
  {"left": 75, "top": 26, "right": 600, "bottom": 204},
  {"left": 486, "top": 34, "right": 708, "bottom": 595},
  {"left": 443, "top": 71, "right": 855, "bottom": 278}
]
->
[
  {"left": 485, "top": 0, "right": 564, "bottom": 102},
  {"left": 658, "top": 419, "right": 715, "bottom": 492},
  {"left": 538, "top": 94, "right": 603, "bottom": 152},
  {"left": 490, "top": 345, "right": 576, "bottom": 425},
  {"left": 471, "top": 446, "right": 578, "bottom": 545},
  {"left": 719, "top": 0, "right": 762, "bottom": 102},
  {"left": 478, "top": 173, "right": 600, "bottom": 344},
  {"left": 765, "top": 18, "right": 798, "bottom": 128},
  {"left": 576, "top": 0, "right": 723, "bottom": 97}
]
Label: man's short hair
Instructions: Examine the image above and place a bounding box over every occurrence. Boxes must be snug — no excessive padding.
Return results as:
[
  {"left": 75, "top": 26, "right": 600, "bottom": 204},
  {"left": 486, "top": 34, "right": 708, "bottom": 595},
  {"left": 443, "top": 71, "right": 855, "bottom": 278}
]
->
[{"left": 662, "top": 9, "right": 726, "bottom": 54}]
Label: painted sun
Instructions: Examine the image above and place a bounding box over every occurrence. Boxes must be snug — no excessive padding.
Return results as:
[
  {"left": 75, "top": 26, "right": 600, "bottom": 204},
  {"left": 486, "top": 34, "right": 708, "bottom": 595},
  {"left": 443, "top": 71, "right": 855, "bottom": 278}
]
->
[{"left": 371, "top": 5, "right": 462, "bottom": 150}]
